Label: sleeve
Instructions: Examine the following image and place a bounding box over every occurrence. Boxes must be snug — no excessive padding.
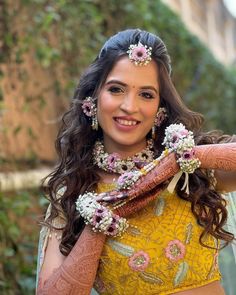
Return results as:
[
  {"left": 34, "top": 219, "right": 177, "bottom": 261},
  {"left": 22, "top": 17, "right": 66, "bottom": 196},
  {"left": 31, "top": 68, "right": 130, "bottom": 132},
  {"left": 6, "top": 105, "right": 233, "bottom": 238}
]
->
[{"left": 35, "top": 187, "right": 67, "bottom": 286}]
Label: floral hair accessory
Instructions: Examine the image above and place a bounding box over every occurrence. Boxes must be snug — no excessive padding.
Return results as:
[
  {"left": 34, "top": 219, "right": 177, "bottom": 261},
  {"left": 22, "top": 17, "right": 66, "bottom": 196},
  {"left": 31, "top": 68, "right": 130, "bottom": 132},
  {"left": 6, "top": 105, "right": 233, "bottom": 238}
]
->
[
  {"left": 76, "top": 192, "right": 129, "bottom": 236},
  {"left": 82, "top": 96, "right": 98, "bottom": 130},
  {"left": 154, "top": 107, "right": 168, "bottom": 127},
  {"left": 82, "top": 96, "right": 96, "bottom": 117},
  {"left": 127, "top": 42, "right": 152, "bottom": 66}
]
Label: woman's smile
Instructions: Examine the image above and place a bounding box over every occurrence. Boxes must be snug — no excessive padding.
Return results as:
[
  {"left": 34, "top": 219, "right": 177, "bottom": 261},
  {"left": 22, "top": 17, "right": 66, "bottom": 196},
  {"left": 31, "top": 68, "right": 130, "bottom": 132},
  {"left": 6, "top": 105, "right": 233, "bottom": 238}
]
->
[{"left": 97, "top": 56, "right": 160, "bottom": 156}]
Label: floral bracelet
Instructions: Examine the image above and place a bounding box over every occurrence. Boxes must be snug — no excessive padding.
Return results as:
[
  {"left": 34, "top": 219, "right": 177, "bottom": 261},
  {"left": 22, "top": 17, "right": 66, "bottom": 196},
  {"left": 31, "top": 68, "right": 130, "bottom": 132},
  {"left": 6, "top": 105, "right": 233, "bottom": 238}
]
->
[
  {"left": 75, "top": 123, "right": 201, "bottom": 236},
  {"left": 117, "top": 123, "right": 201, "bottom": 191},
  {"left": 75, "top": 192, "right": 129, "bottom": 237}
]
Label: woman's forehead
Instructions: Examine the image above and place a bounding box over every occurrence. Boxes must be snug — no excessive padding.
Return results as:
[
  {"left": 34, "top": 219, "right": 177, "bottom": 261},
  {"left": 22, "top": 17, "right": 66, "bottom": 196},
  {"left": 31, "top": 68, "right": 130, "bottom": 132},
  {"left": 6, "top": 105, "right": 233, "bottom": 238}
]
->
[{"left": 105, "top": 57, "right": 159, "bottom": 88}]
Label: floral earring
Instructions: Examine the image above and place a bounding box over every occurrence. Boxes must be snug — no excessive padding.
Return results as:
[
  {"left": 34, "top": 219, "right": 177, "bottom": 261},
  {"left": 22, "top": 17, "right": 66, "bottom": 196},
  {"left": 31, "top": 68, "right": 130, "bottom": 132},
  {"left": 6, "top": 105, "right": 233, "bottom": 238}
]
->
[
  {"left": 152, "top": 107, "right": 168, "bottom": 139},
  {"left": 82, "top": 96, "right": 98, "bottom": 130}
]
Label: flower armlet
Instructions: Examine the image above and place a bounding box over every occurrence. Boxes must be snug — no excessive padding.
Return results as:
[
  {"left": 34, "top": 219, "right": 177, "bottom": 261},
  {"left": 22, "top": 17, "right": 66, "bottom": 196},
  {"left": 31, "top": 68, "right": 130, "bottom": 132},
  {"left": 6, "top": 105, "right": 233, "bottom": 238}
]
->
[
  {"left": 117, "top": 123, "right": 201, "bottom": 192},
  {"left": 75, "top": 192, "right": 129, "bottom": 237},
  {"left": 163, "top": 123, "right": 201, "bottom": 173}
]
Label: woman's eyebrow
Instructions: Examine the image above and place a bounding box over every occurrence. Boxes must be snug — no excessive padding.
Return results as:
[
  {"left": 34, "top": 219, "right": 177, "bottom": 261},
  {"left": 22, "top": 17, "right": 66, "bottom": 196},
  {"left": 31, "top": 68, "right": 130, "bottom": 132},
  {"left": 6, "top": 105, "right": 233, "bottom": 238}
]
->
[
  {"left": 105, "top": 79, "right": 158, "bottom": 94},
  {"left": 140, "top": 86, "right": 159, "bottom": 94},
  {"left": 105, "top": 79, "right": 127, "bottom": 87}
]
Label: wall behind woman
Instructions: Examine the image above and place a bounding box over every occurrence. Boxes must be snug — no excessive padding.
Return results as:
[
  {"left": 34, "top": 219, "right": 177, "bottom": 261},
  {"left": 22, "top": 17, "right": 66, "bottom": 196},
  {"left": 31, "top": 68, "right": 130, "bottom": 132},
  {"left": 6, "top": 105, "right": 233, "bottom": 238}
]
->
[
  {"left": 0, "top": 0, "right": 235, "bottom": 165},
  {"left": 0, "top": 1, "right": 235, "bottom": 295}
]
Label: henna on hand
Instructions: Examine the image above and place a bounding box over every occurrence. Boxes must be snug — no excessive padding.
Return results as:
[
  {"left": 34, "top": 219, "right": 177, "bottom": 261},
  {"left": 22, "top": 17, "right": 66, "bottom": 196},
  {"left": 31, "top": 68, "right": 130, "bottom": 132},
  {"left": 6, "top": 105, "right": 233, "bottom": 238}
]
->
[
  {"left": 195, "top": 143, "right": 236, "bottom": 170},
  {"left": 116, "top": 143, "right": 236, "bottom": 202},
  {"left": 37, "top": 227, "right": 106, "bottom": 295},
  {"left": 115, "top": 186, "right": 164, "bottom": 217},
  {"left": 127, "top": 152, "right": 179, "bottom": 199},
  {"left": 37, "top": 143, "right": 236, "bottom": 294}
]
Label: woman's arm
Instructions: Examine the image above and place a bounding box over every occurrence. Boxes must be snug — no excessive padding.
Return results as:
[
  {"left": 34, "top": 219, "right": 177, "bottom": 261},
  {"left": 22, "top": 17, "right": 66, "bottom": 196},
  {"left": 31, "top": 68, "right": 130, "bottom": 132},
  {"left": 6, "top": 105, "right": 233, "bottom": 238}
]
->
[
  {"left": 37, "top": 227, "right": 105, "bottom": 295},
  {"left": 194, "top": 143, "right": 236, "bottom": 192},
  {"left": 38, "top": 233, "right": 66, "bottom": 288}
]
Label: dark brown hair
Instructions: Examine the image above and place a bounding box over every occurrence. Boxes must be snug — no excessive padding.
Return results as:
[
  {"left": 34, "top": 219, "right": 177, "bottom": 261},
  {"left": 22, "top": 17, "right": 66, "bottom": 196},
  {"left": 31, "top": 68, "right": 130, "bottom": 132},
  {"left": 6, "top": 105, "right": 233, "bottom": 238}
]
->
[{"left": 44, "top": 29, "right": 233, "bottom": 255}]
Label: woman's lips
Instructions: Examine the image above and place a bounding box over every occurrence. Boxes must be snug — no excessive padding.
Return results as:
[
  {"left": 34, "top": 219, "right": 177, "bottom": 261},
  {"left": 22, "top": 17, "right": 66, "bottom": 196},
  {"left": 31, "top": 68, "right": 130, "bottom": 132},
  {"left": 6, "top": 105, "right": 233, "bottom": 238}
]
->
[{"left": 113, "top": 117, "right": 140, "bottom": 131}]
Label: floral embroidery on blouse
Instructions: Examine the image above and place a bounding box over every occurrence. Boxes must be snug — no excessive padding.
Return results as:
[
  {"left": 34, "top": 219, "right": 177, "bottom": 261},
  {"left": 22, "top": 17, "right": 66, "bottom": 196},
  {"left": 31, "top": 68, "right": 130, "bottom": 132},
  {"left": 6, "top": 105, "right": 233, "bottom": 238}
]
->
[
  {"left": 154, "top": 197, "right": 165, "bottom": 216},
  {"left": 128, "top": 250, "right": 150, "bottom": 271},
  {"left": 185, "top": 223, "right": 193, "bottom": 244},
  {"left": 95, "top": 186, "right": 221, "bottom": 295},
  {"left": 107, "top": 239, "right": 135, "bottom": 257},
  {"left": 174, "top": 261, "right": 189, "bottom": 286},
  {"left": 165, "top": 239, "right": 186, "bottom": 262}
]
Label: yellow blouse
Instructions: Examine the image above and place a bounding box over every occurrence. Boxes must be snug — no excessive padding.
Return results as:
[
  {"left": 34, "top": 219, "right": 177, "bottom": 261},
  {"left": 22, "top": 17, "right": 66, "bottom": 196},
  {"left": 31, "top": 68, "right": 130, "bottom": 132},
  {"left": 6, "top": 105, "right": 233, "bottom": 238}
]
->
[{"left": 94, "top": 183, "right": 221, "bottom": 295}]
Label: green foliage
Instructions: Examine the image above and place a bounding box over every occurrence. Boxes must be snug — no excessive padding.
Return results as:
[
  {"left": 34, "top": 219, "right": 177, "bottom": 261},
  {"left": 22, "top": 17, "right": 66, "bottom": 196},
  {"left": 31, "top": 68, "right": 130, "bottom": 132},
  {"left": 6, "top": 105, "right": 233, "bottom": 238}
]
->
[
  {"left": 1, "top": 0, "right": 236, "bottom": 134},
  {"left": 1, "top": 3, "right": 235, "bottom": 294},
  {"left": 0, "top": 190, "right": 46, "bottom": 295}
]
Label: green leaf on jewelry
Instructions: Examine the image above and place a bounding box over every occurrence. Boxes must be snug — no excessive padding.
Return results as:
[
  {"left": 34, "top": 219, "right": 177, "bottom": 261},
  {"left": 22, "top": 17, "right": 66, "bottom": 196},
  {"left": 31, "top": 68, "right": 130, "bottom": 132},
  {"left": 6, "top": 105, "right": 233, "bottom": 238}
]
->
[
  {"left": 174, "top": 261, "right": 189, "bottom": 286},
  {"left": 139, "top": 272, "right": 164, "bottom": 285},
  {"left": 107, "top": 239, "right": 134, "bottom": 257}
]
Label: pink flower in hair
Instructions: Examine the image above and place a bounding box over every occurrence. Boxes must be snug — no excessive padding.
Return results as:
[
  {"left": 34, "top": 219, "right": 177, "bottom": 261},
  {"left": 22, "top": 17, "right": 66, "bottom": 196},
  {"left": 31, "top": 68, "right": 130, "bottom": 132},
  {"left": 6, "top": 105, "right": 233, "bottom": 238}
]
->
[
  {"left": 82, "top": 97, "right": 96, "bottom": 117},
  {"left": 127, "top": 42, "right": 152, "bottom": 66},
  {"left": 131, "top": 45, "right": 148, "bottom": 60}
]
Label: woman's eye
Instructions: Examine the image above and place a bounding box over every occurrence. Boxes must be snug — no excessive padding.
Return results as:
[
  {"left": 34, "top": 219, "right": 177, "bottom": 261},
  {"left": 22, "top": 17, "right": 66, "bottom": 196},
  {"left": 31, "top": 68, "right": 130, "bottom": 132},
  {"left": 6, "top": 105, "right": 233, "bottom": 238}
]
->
[
  {"left": 108, "top": 86, "right": 124, "bottom": 94},
  {"left": 141, "top": 92, "right": 155, "bottom": 99}
]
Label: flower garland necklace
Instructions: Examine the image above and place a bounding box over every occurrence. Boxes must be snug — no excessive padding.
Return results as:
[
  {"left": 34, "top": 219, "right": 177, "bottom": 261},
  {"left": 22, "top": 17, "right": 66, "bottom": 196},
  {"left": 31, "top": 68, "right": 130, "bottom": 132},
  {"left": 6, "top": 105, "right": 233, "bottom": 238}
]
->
[
  {"left": 76, "top": 123, "right": 201, "bottom": 238},
  {"left": 92, "top": 139, "right": 154, "bottom": 174}
]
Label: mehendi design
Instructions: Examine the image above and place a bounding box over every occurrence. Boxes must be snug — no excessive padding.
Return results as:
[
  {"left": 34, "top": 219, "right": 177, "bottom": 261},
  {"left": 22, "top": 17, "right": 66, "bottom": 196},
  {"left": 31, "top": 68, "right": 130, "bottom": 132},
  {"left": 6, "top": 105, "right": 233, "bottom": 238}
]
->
[
  {"left": 37, "top": 143, "right": 235, "bottom": 294},
  {"left": 118, "top": 143, "right": 236, "bottom": 203},
  {"left": 195, "top": 143, "right": 236, "bottom": 171},
  {"left": 37, "top": 227, "right": 106, "bottom": 295}
]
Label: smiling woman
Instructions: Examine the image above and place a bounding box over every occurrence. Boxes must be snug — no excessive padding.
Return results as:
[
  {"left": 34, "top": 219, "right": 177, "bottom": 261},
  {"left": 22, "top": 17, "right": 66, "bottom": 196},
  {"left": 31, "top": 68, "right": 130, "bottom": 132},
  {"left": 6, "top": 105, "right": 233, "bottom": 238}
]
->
[
  {"left": 97, "top": 57, "right": 159, "bottom": 154},
  {"left": 36, "top": 29, "right": 236, "bottom": 295}
]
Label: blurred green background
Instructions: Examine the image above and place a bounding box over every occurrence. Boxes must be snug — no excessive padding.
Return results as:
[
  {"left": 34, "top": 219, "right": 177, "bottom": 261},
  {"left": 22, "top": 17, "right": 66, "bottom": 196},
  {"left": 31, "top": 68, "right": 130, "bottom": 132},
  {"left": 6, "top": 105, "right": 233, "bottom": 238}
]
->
[{"left": 0, "top": 0, "right": 235, "bottom": 294}]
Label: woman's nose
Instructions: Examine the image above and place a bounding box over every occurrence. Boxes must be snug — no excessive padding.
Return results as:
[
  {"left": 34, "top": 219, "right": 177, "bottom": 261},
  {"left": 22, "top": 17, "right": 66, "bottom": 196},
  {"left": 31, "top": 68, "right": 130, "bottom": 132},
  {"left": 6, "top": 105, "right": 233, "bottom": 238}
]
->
[{"left": 120, "top": 93, "right": 139, "bottom": 113}]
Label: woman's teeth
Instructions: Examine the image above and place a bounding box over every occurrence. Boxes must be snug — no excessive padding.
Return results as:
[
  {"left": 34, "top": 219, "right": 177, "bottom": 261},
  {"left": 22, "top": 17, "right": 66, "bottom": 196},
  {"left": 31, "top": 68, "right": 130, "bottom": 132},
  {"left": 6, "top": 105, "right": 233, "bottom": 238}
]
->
[{"left": 116, "top": 119, "right": 138, "bottom": 126}]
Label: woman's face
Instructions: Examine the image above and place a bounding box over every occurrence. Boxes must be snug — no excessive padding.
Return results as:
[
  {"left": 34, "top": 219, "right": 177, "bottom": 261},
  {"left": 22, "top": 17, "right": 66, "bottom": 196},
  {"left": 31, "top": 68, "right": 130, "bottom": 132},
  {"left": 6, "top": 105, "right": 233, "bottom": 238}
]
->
[{"left": 97, "top": 56, "right": 160, "bottom": 156}]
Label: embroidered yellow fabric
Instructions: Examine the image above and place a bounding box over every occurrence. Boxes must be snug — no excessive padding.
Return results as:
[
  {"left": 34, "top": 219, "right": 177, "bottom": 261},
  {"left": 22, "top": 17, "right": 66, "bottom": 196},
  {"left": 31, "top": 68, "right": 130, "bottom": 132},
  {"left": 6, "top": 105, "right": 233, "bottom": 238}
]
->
[{"left": 94, "top": 183, "right": 221, "bottom": 295}]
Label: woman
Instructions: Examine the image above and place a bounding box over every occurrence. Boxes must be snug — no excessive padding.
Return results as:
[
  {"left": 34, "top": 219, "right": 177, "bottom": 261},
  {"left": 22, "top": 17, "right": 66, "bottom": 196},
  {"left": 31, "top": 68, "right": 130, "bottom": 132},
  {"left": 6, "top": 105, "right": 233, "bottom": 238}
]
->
[{"left": 37, "top": 29, "right": 236, "bottom": 294}]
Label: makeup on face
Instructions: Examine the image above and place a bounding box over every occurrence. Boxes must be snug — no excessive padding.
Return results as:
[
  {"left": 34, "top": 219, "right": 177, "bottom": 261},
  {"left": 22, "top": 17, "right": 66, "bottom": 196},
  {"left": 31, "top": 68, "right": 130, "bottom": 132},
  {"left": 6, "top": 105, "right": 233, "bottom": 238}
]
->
[{"left": 97, "top": 57, "right": 160, "bottom": 156}]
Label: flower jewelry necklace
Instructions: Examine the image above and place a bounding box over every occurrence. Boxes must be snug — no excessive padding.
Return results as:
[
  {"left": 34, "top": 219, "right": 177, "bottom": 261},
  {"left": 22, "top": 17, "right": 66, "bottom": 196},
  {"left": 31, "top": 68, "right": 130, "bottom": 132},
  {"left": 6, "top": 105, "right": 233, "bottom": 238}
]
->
[
  {"left": 92, "top": 139, "right": 154, "bottom": 174},
  {"left": 76, "top": 123, "right": 201, "bottom": 237}
]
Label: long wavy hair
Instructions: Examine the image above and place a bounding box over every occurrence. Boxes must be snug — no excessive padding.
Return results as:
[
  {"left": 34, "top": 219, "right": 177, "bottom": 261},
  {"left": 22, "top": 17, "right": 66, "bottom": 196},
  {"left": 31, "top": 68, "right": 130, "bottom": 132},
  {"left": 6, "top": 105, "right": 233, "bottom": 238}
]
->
[{"left": 44, "top": 29, "right": 234, "bottom": 256}]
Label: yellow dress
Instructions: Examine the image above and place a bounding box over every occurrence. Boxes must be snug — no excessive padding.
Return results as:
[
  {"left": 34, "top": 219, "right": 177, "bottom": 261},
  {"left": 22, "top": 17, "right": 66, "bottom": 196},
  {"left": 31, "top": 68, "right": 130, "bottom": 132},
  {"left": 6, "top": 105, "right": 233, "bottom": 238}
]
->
[
  {"left": 94, "top": 183, "right": 221, "bottom": 295},
  {"left": 37, "top": 183, "right": 221, "bottom": 295}
]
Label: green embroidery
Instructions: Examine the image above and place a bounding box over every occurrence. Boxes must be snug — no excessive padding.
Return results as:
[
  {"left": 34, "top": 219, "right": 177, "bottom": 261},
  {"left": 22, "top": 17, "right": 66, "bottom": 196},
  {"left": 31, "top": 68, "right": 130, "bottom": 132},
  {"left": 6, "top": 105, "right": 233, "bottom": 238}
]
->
[
  {"left": 174, "top": 261, "right": 189, "bottom": 286},
  {"left": 127, "top": 226, "right": 141, "bottom": 236},
  {"left": 185, "top": 223, "right": 193, "bottom": 244},
  {"left": 154, "top": 198, "right": 165, "bottom": 216},
  {"left": 139, "top": 272, "right": 164, "bottom": 285},
  {"left": 207, "top": 251, "right": 218, "bottom": 280},
  {"left": 107, "top": 239, "right": 134, "bottom": 257}
]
